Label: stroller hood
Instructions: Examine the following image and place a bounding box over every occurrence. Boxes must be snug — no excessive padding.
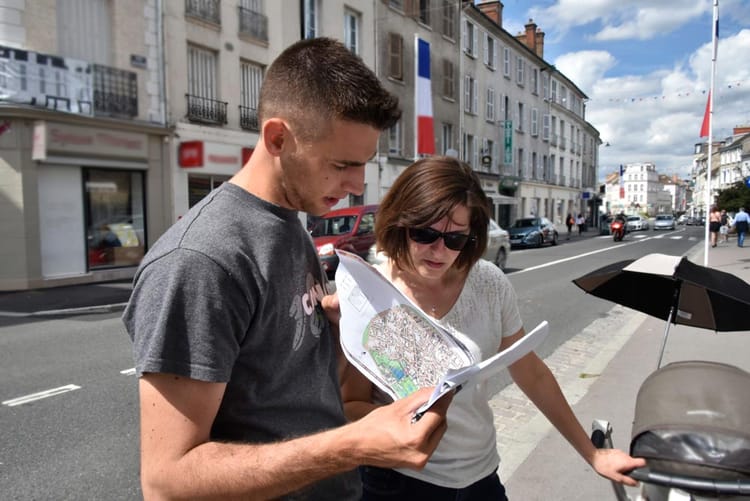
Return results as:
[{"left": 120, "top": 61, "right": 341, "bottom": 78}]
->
[{"left": 631, "top": 361, "right": 750, "bottom": 480}]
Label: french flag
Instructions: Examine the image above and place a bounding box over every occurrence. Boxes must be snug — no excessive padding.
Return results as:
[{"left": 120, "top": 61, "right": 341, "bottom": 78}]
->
[{"left": 416, "top": 37, "right": 435, "bottom": 157}]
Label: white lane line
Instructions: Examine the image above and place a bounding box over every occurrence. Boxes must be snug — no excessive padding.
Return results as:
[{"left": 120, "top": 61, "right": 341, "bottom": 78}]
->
[
  {"left": 120, "top": 368, "right": 136, "bottom": 376},
  {"left": 508, "top": 239, "right": 643, "bottom": 275},
  {"left": 2, "top": 384, "right": 81, "bottom": 407}
]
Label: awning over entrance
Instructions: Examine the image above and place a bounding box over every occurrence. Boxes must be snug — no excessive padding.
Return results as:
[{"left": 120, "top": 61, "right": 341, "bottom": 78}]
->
[{"left": 488, "top": 193, "right": 518, "bottom": 205}]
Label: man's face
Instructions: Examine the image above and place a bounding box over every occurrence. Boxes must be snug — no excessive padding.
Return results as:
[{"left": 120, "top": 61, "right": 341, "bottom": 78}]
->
[{"left": 279, "top": 119, "right": 380, "bottom": 216}]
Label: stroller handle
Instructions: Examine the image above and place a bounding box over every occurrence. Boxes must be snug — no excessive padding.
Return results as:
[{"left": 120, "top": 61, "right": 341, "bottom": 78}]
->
[{"left": 629, "top": 467, "right": 750, "bottom": 496}]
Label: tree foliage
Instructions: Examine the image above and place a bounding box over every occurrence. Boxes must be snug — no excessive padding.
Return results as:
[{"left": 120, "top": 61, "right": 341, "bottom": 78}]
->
[{"left": 716, "top": 181, "right": 750, "bottom": 212}]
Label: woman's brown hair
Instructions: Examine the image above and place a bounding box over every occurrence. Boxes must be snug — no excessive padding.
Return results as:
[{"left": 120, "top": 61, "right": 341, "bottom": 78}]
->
[{"left": 375, "top": 156, "right": 490, "bottom": 272}]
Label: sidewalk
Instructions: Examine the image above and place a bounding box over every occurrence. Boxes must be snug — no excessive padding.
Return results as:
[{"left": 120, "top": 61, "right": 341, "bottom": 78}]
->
[
  {"left": 497, "top": 241, "right": 750, "bottom": 499},
  {"left": 0, "top": 279, "right": 132, "bottom": 316}
]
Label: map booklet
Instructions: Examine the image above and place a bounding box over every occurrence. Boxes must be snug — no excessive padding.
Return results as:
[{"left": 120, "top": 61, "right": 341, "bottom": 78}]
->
[{"left": 334, "top": 249, "right": 550, "bottom": 416}]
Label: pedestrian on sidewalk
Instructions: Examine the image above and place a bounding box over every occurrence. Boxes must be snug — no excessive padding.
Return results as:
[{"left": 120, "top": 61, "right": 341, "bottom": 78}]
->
[
  {"left": 566, "top": 213, "right": 574, "bottom": 240},
  {"left": 732, "top": 207, "right": 749, "bottom": 247},
  {"left": 709, "top": 205, "right": 721, "bottom": 247},
  {"left": 720, "top": 209, "right": 730, "bottom": 244},
  {"left": 341, "top": 157, "right": 645, "bottom": 500},
  {"left": 576, "top": 213, "right": 585, "bottom": 235},
  {"left": 122, "top": 38, "right": 451, "bottom": 501}
]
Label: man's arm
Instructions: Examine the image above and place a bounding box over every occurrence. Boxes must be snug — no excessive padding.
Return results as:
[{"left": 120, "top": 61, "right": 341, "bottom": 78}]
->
[
  {"left": 502, "top": 329, "right": 646, "bottom": 487},
  {"left": 139, "top": 373, "right": 449, "bottom": 500}
]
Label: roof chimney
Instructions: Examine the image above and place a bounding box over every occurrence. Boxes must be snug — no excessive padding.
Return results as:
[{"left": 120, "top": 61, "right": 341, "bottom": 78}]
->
[
  {"left": 733, "top": 125, "right": 750, "bottom": 136},
  {"left": 515, "top": 19, "right": 545, "bottom": 58},
  {"left": 477, "top": 1, "right": 503, "bottom": 27},
  {"left": 534, "top": 27, "right": 545, "bottom": 58}
]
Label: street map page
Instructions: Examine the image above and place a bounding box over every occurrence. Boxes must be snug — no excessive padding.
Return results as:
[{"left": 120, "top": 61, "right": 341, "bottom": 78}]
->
[{"left": 335, "top": 250, "right": 549, "bottom": 414}]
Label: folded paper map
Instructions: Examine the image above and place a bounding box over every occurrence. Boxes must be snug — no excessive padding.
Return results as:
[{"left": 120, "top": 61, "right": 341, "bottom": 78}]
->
[{"left": 334, "top": 249, "right": 549, "bottom": 414}]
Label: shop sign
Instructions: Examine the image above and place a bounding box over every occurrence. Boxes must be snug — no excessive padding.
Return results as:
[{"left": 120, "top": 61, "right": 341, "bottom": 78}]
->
[
  {"left": 178, "top": 141, "right": 204, "bottom": 168},
  {"left": 178, "top": 141, "right": 252, "bottom": 171},
  {"left": 32, "top": 121, "right": 147, "bottom": 160}
]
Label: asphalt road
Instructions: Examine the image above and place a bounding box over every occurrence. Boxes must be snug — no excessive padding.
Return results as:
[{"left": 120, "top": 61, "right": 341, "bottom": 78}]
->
[{"left": 0, "top": 225, "right": 704, "bottom": 500}]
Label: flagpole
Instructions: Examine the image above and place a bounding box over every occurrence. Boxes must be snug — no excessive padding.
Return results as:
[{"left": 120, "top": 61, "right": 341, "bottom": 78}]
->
[{"left": 703, "top": 0, "right": 718, "bottom": 266}]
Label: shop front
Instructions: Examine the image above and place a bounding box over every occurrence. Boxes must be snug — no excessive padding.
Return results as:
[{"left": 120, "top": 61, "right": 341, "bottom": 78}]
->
[
  {"left": 171, "top": 124, "right": 258, "bottom": 221},
  {"left": 0, "top": 116, "right": 169, "bottom": 291}
]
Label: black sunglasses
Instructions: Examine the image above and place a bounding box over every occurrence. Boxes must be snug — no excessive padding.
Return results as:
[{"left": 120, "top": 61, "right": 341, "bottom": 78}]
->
[{"left": 408, "top": 227, "right": 476, "bottom": 251}]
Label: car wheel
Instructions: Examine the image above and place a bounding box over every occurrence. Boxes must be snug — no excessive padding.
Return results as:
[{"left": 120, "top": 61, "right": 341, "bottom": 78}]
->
[
  {"left": 494, "top": 248, "right": 507, "bottom": 270},
  {"left": 551, "top": 232, "right": 558, "bottom": 246},
  {"left": 535, "top": 233, "right": 543, "bottom": 248}
]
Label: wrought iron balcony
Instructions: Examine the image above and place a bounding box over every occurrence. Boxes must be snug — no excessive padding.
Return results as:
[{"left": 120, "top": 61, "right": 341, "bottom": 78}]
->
[
  {"left": 186, "top": 0, "right": 220, "bottom": 25},
  {"left": 239, "top": 105, "right": 259, "bottom": 131},
  {"left": 238, "top": 6, "right": 268, "bottom": 41},
  {"left": 92, "top": 64, "right": 138, "bottom": 117},
  {"left": 186, "top": 94, "right": 227, "bottom": 125}
]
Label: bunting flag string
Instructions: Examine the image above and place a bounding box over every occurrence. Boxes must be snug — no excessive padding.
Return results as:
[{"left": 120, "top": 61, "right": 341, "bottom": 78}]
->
[{"left": 584, "top": 80, "right": 747, "bottom": 104}]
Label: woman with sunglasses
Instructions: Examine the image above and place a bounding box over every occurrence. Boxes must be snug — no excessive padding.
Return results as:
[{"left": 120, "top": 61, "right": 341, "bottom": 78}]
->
[{"left": 340, "top": 156, "right": 644, "bottom": 500}]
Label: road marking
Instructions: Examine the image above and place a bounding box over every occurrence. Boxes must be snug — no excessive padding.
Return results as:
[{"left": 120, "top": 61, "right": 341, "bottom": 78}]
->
[
  {"left": 120, "top": 368, "right": 136, "bottom": 376},
  {"left": 2, "top": 384, "right": 81, "bottom": 407},
  {"left": 508, "top": 239, "right": 643, "bottom": 275},
  {"left": 509, "top": 231, "right": 698, "bottom": 275}
]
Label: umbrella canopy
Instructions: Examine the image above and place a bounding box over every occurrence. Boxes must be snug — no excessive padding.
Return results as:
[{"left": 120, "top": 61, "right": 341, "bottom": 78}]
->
[{"left": 573, "top": 253, "right": 750, "bottom": 331}]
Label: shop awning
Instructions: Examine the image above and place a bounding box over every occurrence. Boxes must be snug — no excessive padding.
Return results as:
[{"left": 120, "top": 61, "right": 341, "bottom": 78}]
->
[{"left": 488, "top": 194, "right": 518, "bottom": 205}]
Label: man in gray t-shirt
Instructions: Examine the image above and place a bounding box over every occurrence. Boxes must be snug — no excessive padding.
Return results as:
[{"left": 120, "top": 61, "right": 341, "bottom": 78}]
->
[{"left": 123, "top": 38, "right": 452, "bottom": 500}]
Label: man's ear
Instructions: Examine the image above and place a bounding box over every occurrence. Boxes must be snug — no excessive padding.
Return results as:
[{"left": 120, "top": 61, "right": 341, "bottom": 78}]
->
[{"left": 262, "top": 118, "right": 287, "bottom": 156}]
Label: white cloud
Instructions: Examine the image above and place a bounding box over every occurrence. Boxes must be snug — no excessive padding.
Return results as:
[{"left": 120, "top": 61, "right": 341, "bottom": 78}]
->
[
  {"left": 579, "top": 29, "right": 750, "bottom": 179},
  {"left": 528, "top": 0, "right": 708, "bottom": 40},
  {"left": 553, "top": 50, "right": 615, "bottom": 93}
]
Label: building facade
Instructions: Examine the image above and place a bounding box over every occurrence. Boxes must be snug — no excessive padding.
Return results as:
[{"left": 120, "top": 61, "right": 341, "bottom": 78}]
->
[
  {"left": 0, "top": 0, "right": 170, "bottom": 290},
  {"left": 1, "top": 0, "right": 604, "bottom": 290}
]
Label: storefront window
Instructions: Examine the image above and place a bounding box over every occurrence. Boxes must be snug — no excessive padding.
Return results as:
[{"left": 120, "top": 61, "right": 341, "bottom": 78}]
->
[
  {"left": 84, "top": 169, "right": 145, "bottom": 269},
  {"left": 188, "top": 174, "right": 230, "bottom": 208}
]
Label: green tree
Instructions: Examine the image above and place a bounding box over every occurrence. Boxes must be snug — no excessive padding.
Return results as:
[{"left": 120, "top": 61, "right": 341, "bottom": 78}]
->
[{"left": 716, "top": 181, "right": 750, "bottom": 212}]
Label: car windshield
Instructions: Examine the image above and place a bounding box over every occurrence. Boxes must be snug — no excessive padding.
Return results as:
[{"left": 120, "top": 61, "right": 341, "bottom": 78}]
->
[
  {"left": 627, "top": 216, "right": 639, "bottom": 221},
  {"left": 310, "top": 216, "right": 357, "bottom": 237},
  {"left": 656, "top": 215, "right": 672, "bottom": 221},
  {"left": 514, "top": 218, "right": 539, "bottom": 228}
]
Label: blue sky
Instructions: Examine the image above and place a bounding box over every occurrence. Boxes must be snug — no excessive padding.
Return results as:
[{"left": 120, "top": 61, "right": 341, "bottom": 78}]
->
[{"left": 496, "top": 0, "right": 750, "bottom": 180}]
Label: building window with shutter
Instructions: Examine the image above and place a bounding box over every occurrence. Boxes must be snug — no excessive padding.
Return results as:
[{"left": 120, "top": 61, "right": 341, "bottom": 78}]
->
[
  {"left": 389, "top": 120, "right": 402, "bottom": 156},
  {"left": 442, "top": 1, "right": 455, "bottom": 39},
  {"left": 442, "top": 59, "right": 454, "bottom": 99},
  {"left": 485, "top": 87, "right": 495, "bottom": 122},
  {"left": 239, "top": 60, "right": 263, "bottom": 131},
  {"left": 388, "top": 33, "right": 403, "bottom": 80},
  {"left": 464, "top": 21, "right": 477, "bottom": 57},
  {"left": 418, "top": 0, "right": 430, "bottom": 26},
  {"left": 343, "top": 9, "right": 360, "bottom": 54},
  {"left": 484, "top": 35, "right": 496, "bottom": 69}
]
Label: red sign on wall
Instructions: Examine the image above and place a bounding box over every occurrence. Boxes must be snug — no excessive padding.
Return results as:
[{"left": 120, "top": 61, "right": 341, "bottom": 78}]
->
[{"left": 179, "top": 141, "right": 204, "bottom": 168}]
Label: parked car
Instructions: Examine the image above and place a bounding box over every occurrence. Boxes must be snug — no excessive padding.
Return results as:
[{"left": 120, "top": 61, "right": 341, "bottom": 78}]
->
[
  {"left": 508, "top": 217, "right": 558, "bottom": 248},
  {"left": 653, "top": 214, "right": 676, "bottom": 231},
  {"left": 484, "top": 219, "right": 511, "bottom": 269},
  {"left": 626, "top": 215, "right": 649, "bottom": 231},
  {"left": 366, "top": 219, "right": 511, "bottom": 270},
  {"left": 311, "top": 204, "right": 378, "bottom": 279}
]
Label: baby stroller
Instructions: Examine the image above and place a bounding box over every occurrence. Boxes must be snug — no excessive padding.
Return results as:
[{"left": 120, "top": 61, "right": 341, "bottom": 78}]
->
[{"left": 574, "top": 254, "right": 750, "bottom": 500}]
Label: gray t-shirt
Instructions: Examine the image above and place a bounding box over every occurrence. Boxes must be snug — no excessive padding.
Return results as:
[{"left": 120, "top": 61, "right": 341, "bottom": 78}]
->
[{"left": 123, "top": 183, "right": 360, "bottom": 500}]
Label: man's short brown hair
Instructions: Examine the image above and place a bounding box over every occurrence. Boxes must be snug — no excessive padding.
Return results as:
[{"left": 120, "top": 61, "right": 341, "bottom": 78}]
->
[
  {"left": 258, "top": 38, "right": 401, "bottom": 141},
  {"left": 375, "top": 156, "right": 490, "bottom": 272}
]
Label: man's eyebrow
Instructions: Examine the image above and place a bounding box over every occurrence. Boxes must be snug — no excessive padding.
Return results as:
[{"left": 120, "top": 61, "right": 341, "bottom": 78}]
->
[{"left": 331, "top": 152, "right": 377, "bottom": 166}]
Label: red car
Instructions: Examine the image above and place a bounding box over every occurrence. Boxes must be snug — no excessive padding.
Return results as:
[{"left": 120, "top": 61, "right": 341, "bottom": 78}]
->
[{"left": 310, "top": 204, "right": 378, "bottom": 279}]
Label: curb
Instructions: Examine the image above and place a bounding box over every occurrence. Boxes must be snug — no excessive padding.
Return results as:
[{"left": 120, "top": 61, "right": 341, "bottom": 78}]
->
[{"left": 0, "top": 302, "right": 129, "bottom": 318}]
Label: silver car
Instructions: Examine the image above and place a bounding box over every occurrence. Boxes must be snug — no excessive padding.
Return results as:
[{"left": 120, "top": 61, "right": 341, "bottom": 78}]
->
[
  {"left": 653, "top": 214, "right": 676, "bottom": 231},
  {"left": 367, "top": 219, "right": 511, "bottom": 270},
  {"left": 626, "top": 215, "right": 649, "bottom": 231},
  {"left": 483, "top": 219, "right": 511, "bottom": 270}
]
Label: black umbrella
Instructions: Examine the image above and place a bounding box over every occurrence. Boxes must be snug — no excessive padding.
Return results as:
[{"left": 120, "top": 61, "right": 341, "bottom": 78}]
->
[{"left": 573, "top": 253, "right": 750, "bottom": 367}]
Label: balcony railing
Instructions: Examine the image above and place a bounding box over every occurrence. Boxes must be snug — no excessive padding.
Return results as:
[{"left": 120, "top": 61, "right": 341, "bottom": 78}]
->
[
  {"left": 239, "top": 105, "right": 259, "bottom": 131},
  {"left": 186, "top": 94, "right": 227, "bottom": 125},
  {"left": 186, "top": 0, "right": 220, "bottom": 25},
  {"left": 238, "top": 6, "right": 268, "bottom": 41},
  {"left": 92, "top": 64, "right": 138, "bottom": 117}
]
